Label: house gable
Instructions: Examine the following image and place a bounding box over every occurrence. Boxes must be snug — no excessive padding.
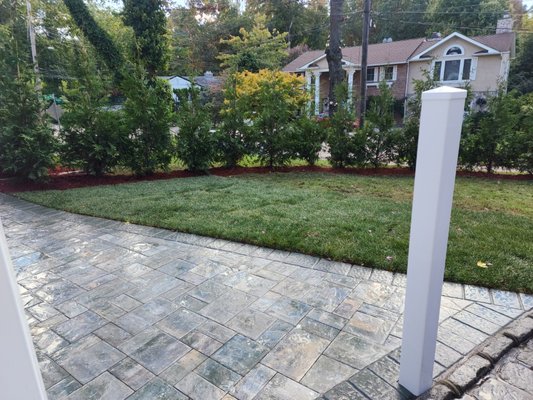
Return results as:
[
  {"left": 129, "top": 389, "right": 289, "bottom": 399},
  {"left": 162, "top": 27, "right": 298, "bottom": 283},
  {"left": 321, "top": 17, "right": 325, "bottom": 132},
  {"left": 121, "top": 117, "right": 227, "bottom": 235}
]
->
[{"left": 410, "top": 32, "right": 500, "bottom": 62}]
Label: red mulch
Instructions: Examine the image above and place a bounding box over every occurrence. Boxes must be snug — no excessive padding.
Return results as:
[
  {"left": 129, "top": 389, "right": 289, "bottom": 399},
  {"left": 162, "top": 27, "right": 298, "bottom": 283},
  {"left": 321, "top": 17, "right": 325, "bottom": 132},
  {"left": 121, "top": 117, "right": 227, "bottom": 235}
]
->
[{"left": 0, "top": 166, "right": 530, "bottom": 193}]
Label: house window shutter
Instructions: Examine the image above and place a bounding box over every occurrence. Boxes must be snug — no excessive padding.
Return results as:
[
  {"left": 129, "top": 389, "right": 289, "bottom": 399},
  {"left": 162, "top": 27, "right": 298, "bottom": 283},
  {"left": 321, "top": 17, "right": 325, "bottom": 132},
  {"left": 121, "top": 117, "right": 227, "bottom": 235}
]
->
[
  {"left": 392, "top": 66, "right": 397, "bottom": 81},
  {"left": 470, "top": 57, "right": 478, "bottom": 81}
]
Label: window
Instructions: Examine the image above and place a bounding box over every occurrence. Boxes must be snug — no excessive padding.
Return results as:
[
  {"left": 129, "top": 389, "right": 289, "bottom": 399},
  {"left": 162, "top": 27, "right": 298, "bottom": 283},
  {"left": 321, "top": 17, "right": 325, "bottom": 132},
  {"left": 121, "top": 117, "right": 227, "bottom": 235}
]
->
[
  {"left": 443, "top": 59, "right": 461, "bottom": 81},
  {"left": 462, "top": 59, "right": 471, "bottom": 80},
  {"left": 433, "top": 58, "right": 472, "bottom": 82},
  {"left": 383, "top": 66, "right": 394, "bottom": 81},
  {"left": 446, "top": 46, "right": 463, "bottom": 56},
  {"left": 367, "top": 67, "right": 376, "bottom": 82}
]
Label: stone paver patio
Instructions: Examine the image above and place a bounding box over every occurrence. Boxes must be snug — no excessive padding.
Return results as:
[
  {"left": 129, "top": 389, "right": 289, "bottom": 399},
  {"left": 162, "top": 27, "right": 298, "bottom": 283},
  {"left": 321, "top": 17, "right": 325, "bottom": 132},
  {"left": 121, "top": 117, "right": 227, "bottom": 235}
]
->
[{"left": 1, "top": 193, "right": 532, "bottom": 400}]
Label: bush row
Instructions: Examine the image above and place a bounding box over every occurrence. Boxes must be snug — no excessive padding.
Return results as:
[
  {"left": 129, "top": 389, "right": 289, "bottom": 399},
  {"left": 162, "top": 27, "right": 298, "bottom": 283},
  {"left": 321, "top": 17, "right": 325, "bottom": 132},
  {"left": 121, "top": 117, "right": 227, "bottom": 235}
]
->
[{"left": 1, "top": 71, "right": 531, "bottom": 181}]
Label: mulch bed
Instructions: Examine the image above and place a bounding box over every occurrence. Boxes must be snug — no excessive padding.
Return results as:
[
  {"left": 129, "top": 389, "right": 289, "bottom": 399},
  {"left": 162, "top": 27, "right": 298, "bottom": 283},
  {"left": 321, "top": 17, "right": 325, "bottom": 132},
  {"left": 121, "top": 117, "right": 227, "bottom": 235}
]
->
[{"left": 0, "top": 166, "right": 530, "bottom": 193}]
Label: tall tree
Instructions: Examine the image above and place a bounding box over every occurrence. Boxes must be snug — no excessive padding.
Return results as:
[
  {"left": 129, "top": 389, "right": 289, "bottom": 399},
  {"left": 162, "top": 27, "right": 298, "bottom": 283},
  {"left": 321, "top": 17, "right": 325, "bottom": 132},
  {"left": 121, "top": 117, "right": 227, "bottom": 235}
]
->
[
  {"left": 218, "top": 15, "right": 288, "bottom": 72},
  {"left": 326, "top": 0, "right": 344, "bottom": 116},
  {"left": 63, "top": 0, "right": 124, "bottom": 78},
  {"left": 123, "top": 0, "right": 169, "bottom": 78},
  {"left": 425, "top": 0, "right": 508, "bottom": 36}
]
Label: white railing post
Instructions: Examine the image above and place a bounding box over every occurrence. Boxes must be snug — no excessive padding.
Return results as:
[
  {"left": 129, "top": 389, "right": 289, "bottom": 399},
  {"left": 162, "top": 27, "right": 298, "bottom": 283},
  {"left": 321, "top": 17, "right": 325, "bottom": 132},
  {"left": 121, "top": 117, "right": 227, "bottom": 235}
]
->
[
  {"left": 0, "top": 217, "right": 48, "bottom": 400},
  {"left": 399, "top": 86, "right": 467, "bottom": 396}
]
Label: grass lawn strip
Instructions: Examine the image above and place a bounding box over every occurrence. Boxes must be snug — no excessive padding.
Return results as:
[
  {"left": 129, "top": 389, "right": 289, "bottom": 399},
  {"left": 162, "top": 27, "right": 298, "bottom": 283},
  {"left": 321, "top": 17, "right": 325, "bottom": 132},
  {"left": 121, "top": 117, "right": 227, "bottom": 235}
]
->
[{"left": 16, "top": 173, "right": 533, "bottom": 293}]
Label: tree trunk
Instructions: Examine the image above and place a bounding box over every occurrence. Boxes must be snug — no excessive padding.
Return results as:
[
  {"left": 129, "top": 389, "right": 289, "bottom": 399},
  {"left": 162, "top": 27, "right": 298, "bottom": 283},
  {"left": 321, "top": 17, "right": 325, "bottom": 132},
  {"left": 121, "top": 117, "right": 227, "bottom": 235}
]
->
[{"left": 326, "top": 0, "right": 344, "bottom": 117}]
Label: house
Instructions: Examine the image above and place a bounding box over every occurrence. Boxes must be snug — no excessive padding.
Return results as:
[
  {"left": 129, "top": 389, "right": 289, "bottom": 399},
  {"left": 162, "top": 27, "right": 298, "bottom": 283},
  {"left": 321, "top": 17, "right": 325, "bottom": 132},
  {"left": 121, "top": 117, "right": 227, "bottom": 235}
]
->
[
  {"left": 160, "top": 72, "right": 224, "bottom": 103},
  {"left": 283, "top": 26, "right": 515, "bottom": 115}
]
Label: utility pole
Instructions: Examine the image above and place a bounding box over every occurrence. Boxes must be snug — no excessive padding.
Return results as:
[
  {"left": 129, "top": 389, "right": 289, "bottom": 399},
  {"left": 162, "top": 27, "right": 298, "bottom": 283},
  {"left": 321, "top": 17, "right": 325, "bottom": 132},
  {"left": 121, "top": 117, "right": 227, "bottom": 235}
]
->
[
  {"left": 26, "top": 0, "right": 41, "bottom": 93},
  {"left": 359, "top": 0, "right": 371, "bottom": 125}
]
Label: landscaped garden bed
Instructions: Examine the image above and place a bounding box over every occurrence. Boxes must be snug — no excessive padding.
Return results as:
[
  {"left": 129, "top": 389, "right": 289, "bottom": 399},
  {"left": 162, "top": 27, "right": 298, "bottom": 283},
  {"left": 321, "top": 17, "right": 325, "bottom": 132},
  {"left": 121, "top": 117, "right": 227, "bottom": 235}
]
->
[{"left": 13, "top": 171, "right": 533, "bottom": 294}]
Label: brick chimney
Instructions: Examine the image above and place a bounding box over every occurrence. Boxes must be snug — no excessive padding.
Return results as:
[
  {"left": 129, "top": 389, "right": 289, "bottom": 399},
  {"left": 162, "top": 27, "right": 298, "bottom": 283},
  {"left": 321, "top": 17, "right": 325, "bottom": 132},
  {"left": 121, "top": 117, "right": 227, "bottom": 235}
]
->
[{"left": 496, "top": 13, "right": 513, "bottom": 34}]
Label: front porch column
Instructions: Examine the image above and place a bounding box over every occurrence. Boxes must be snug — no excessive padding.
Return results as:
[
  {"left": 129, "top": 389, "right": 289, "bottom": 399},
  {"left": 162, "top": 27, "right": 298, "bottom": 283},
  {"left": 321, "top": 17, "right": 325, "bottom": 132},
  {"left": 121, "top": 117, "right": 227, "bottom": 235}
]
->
[
  {"left": 313, "top": 71, "right": 321, "bottom": 115},
  {"left": 305, "top": 71, "right": 312, "bottom": 114},
  {"left": 346, "top": 68, "right": 356, "bottom": 107}
]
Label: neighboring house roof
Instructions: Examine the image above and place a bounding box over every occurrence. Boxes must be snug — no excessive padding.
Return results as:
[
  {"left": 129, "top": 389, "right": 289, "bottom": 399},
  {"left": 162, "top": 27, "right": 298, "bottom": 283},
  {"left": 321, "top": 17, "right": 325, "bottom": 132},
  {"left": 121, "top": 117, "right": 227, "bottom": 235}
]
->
[
  {"left": 192, "top": 72, "right": 224, "bottom": 92},
  {"left": 283, "top": 32, "right": 515, "bottom": 72}
]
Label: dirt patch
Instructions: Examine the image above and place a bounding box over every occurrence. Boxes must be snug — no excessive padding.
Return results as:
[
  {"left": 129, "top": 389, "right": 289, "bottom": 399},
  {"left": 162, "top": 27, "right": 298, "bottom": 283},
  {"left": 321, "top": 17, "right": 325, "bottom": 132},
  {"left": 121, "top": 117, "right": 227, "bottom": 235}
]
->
[{"left": 0, "top": 166, "right": 530, "bottom": 193}]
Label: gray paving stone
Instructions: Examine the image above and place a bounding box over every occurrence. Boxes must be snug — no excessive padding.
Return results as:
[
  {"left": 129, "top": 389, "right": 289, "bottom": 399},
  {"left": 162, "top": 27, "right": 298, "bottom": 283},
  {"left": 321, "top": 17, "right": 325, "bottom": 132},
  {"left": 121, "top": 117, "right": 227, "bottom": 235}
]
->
[
  {"left": 28, "top": 302, "right": 60, "bottom": 321},
  {"left": 212, "top": 334, "right": 269, "bottom": 375},
  {"left": 324, "top": 381, "right": 367, "bottom": 400},
  {"left": 262, "top": 328, "right": 330, "bottom": 381},
  {"left": 491, "top": 289, "right": 522, "bottom": 309},
  {"left": 227, "top": 308, "right": 276, "bottom": 340},
  {"left": 175, "top": 372, "right": 225, "bottom": 400},
  {"left": 109, "top": 357, "right": 155, "bottom": 390},
  {"left": 46, "top": 376, "right": 82, "bottom": 400},
  {"left": 196, "top": 320, "right": 236, "bottom": 343},
  {"left": 437, "top": 327, "right": 477, "bottom": 355},
  {"left": 440, "top": 318, "right": 489, "bottom": 344},
  {"left": 116, "top": 297, "right": 179, "bottom": 335},
  {"left": 345, "top": 311, "right": 395, "bottom": 344},
  {"left": 324, "top": 332, "right": 393, "bottom": 370},
  {"left": 159, "top": 349, "right": 206, "bottom": 385},
  {"left": 157, "top": 308, "right": 207, "bottom": 339},
  {"left": 181, "top": 330, "right": 224, "bottom": 355},
  {"left": 111, "top": 294, "right": 143, "bottom": 312},
  {"left": 434, "top": 342, "right": 463, "bottom": 368},
  {"left": 37, "top": 352, "right": 69, "bottom": 389},
  {"left": 66, "top": 372, "right": 133, "bottom": 400},
  {"left": 55, "top": 339, "right": 125, "bottom": 384},
  {"left": 267, "top": 297, "right": 311, "bottom": 325},
  {"left": 196, "top": 358, "right": 242, "bottom": 391},
  {"left": 350, "top": 369, "right": 402, "bottom": 399},
  {"left": 453, "top": 310, "right": 501, "bottom": 335},
  {"left": 254, "top": 373, "right": 318, "bottom": 400},
  {"left": 94, "top": 323, "right": 132, "bottom": 347},
  {"left": 469, "top": 377, "right": 533, "bottom": 400},
  {"left": 224, "top": 271, "right": 277, "bottom": 296},
  {"left": 520, "top": 293, "right": 533, "bottom": 311},
  {"left": 298, "top": 316, "right": 340, "bottom": 341},
  {"left": 200, "top": 289, "right": 256, "bottom": 324},
  {"left": 464, "top": 285, "right": 492, "bottom": 303},
  {"left": 230, "top": 364, "right": 276, "bottom": 400},
  {"left": 56, "top": 300, "right": 88, "bottom": 318},
  {"left": 34, "top": 330, "right": 69, "bottom": 356},
  {"left": 119, "top": 327, "right": 190, "bottom": 374},
  {"left": 256, "top": 319, "right": 294, "bottom": 348},
  {"left": 302, "top": 283, "right": 350, "bottom": 312},
  {"left": 35, "top": 279, "right": 86, "bottom": 306},
  {"left": 499, "top": 360, "right": 533, "bottom": 392},
  {"left": 126, "top": 377, "right": 188, "bottom": 400},
  {"left": 308, "top": 308, "right": 347, "bottom": 330},
  {"left": 54, "top": 311, "right": 107, "bottom": 342},
  {"left": 350, "top": 281, "right": 395, "bottom": 306},
  {"left": 301, "top": 355, "right": 357, "bottom": 393},
  {"left": 174, "top": 294, "right": 209, "bottom": 311}
]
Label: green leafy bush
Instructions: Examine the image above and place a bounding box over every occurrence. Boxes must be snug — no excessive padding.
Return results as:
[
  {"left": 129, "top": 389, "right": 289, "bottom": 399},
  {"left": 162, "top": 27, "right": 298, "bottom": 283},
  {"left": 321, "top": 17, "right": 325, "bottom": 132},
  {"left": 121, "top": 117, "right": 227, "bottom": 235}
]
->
[
  {"left": 176, "top": 88, "right": 217, "bottom": 172},
  {"left": 327, "top": 86, "right": 364, "bottom": 168},
  {"left": 460, "top": 89, "right": 520, "bottom": 173},
  {"left": 216, "top": 76, "right": 248, "bottom": 167},
  {"left": 364, "top": 81, "right": 395, "bottom": 167},
  {"left": 60, "top": 52, "right": 126, "bottom": 176},
  {"left": 0, "top": 75, "right": 57, "bottom": 181},
  {"left": 291, "top": 116, "right": 326, "bottom": 165},
  {"left": 121, "top": 69, "right": 173, "bottom": 175}
]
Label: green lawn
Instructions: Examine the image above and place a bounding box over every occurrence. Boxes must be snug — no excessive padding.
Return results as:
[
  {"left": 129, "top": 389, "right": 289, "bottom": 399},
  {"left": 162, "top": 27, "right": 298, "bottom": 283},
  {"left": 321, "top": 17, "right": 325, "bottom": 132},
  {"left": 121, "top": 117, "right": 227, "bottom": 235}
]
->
[{"left": 17, "top": 173, "right": 533, "bottom": 293}]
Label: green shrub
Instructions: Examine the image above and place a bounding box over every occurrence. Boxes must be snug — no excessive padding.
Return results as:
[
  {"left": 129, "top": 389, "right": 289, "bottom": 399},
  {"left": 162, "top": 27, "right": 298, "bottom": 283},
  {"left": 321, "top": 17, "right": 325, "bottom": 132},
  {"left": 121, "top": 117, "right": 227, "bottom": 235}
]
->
[
  {"left": 460, "top": 89, "right": 520, "bottom": 173},
  {"left": 291, "top": 116, "right": 327, "bottom": 165},
  {"left": 234, "top": 70, "right": 308, "bottom": 168},
  {"left": 216, "top": 76, "right": 248, "bottom": 168},
  {"left": 121, "top": 69, "right": 173, "bottom": 175},
  {"left": 176, "top": 88, "right": 216, "bottom": 172},
  {"left": 60, "top": 55, "right": 126, "bottom": 176},
  {"left": 364, "top": 81, "right": 395, "bottom": 167},
  {"left": 0, "top": 72, "right": 57, "bottom": 181},
  {"left": 327, "top": 105, "right": 365, "bottom": 168}
]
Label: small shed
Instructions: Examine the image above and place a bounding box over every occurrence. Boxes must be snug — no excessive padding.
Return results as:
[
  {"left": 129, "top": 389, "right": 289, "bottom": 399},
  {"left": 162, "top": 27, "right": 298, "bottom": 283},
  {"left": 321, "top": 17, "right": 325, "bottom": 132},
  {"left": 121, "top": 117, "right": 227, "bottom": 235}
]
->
[{"left": 159, "top": 75, "right": 201, "bottom": 102}]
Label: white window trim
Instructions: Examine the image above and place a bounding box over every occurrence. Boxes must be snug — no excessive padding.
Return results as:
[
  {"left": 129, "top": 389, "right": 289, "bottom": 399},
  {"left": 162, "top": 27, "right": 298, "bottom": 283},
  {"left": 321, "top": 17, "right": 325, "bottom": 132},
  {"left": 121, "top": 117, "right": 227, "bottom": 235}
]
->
[
  {"left": 367, "top": 65, "right": 397, "bottom": 86},
  {"left": 367, "top": 67, "right": 378, "bottom": 83},
  {"left": 431, "top": 57, "right": 474, "bottom": 83}
]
